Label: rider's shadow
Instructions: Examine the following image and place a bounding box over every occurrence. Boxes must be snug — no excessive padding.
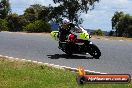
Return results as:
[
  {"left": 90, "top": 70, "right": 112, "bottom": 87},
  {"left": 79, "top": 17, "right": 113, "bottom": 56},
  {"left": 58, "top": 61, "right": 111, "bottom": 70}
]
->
[{"left": 47, "top": 54, "right": 94, "bottom": 59}]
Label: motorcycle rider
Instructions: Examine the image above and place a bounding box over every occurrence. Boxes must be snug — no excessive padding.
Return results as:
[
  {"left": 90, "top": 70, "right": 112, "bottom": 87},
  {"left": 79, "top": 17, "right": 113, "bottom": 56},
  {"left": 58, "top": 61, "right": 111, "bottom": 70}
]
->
[
  {"left": 58, "top": 18, "right": 75, "bottom": 42},
  {"left": 58, "top": 18, "right": 75, "bottom": 49}
]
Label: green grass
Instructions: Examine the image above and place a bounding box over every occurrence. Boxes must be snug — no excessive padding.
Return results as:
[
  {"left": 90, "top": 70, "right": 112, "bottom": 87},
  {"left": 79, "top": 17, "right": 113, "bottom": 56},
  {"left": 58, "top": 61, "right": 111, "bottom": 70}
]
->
[{"left": 0, "top": 57, "right": 131, "bottom": 88}]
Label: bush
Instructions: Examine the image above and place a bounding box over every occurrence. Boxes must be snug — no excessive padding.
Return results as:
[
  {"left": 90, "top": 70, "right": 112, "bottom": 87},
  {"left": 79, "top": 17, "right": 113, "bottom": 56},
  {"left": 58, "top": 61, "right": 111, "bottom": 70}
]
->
[
  {"left": 0, "top": 19, "right": 8, "bottom": 31},
  {"left": 128, "top": 25, "right": 132, "bottom": 37},
  {"left": 93, "top": 29, "right": 104, "bottom": 36},
  {"left": 6, "top": 13, "right": 27, "bottom": 32},
  {"left": 109, "top": 30, "right": 114, "bottom": 36},
  {"left": 23, "top": 20, "right": 51, "bottom": 33}
]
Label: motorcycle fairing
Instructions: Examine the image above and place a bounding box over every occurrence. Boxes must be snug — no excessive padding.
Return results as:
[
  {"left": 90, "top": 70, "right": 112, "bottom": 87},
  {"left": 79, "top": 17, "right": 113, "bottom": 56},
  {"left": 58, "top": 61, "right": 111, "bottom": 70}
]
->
[
  {"left": 50, "top": 31, "right": 59, "bottom": 41},
  {"left": 50, "top": 26, "right": 90, "bottom": 41}
]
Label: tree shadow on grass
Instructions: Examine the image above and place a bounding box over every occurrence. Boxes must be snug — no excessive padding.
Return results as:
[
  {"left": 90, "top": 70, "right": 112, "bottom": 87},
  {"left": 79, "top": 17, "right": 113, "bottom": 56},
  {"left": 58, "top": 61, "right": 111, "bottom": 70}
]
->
[{"left": 47, "top": 54, "right": 94, "bottom": 59}]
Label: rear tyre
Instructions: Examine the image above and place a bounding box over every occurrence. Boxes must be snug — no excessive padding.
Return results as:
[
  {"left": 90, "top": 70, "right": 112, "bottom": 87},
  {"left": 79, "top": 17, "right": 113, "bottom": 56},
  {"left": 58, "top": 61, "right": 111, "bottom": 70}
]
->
[{"left": 88, "top": 44, "right": 101, "bottom": 59}]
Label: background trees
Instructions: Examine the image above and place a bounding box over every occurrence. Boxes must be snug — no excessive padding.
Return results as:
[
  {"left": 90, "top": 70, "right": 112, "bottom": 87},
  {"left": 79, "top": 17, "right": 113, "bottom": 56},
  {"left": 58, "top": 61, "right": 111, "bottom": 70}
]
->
[
  {"left": 0, "top": 0, "right": 100, "bottom": 33},
  {"left": 0, "top": 0, "right": 10, "bottom": 19},
  {"left": 23, "top": 20, "right": 51, "bottom": 33},
  {"left": 24, "top": 4, "right": 47, "bottom": 22},
  {"left": 1, "top": 0, "right": 132, "bottom": 36},
  {"left": 112, "top": 11, "right": 132, "bottom": 37},
  {"left": 22, "top": 4, "right": 52, "bottom": 32},
  {"left": 6, "top": 13, "right": 27, "bottom": 32},
  {"left": 0, "top": 18, "right": 8, "bottom": 31},
  {"left": 93, "top": 29, "right": 104, "bottom": 36},
  {"left": 53, "top": 0, "right": 99, "bottom": 24}
]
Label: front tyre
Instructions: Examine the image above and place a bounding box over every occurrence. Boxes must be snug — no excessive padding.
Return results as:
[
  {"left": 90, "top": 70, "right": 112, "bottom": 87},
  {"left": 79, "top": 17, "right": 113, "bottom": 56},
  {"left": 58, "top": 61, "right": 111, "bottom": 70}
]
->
[
  {"left": 88, "top": 44, "right": 101, "bottom": 59},
  {"left": 64, "top": 43, "right": 73, "bottom": 56}
]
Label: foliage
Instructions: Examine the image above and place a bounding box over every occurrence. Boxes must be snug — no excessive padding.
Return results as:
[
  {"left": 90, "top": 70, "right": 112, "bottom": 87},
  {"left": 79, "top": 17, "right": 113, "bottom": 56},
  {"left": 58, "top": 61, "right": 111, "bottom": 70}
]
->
[
  {"left": 6, "top": 13, "right": 27, "bottom": 32},
  {"left": 109, "top": 30, "right": 114, "bottom": 36},
  {"left": 23, "top": 20, "right": 51, "bottom": 33},
  {"left": 0, "top": 0, "right": 10, "bottom": 19},
  {"left": 0, "top": 18, "right": 8, "bottom": 31},
  {"left": 112, "top": 11, "right": 132, "bottom": 37},
  {"left": 42, "top": 5, "right": 64, "bottom": 23},
  {"left": 127, "top": 25, "right": 132, "bottom": 37},
  {"left": 93, "top": 29, "right": 104, "bottom": 36},
  {"left": 24, "top": 7, "right": 37, "bottom": 22},
  {"left": 0, "top": 0, "right": 101, "bottom": 33},
  {"left": 53, "top": 0, "right": 99, "bottom": 24},
  {"left": 112, "top": 12, "right": 124, "bottom": 30},
  {"left": 38, "top": 6, "right": 50, "bottom": 22},
  {"left": 24, "top": 4, "right": 49, "bottom": 22}
]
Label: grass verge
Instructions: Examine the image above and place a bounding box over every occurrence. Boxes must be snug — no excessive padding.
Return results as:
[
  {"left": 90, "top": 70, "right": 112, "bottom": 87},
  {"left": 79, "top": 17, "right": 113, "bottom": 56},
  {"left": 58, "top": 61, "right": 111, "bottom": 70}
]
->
[{"left": 0, "top": 57, "right": 131, "bottom": 88}]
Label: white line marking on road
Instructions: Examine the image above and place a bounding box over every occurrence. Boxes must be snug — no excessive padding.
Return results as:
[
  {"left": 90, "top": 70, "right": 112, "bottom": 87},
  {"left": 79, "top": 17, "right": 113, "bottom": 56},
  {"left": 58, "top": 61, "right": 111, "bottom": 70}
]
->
[
  {"left": 32, "top": 61, "right": 38, "bottom": 63},
  {"left": 44, "top": 63, "right": 49, "bottom": 65},
  {"left": 86, "top": 53, "right": 89, "bottom": 55},
  {"left": 27, "top": 60, "right": 32, "bottom": 62},
  {"left": 119, "top": 40, "right": 124, "bottom": 41},
  {"left": 105, "top": 38, "right": 109, "bottom": 40},
  {"left": 37, "top": 62, "right": 43, "bottom": 64},
  {"left": 60, "top": 66, "right": 67, "bottom": 68},
  {"left": 8, "top": 57, "right": 14, "bottom": 59},
  {"left": 21, "top": 59, "right": 26, "bottom": 61},
  {"left": 15, "top": 58, "right": 19, "bottom": 60}
]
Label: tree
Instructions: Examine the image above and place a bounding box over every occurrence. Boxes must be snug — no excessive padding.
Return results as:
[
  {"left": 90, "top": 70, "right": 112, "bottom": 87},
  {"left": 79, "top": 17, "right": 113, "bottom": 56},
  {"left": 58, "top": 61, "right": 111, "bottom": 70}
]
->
[
  {"left": 127, "top": 25, "right": 132, "bottom": 37},
  {"left": 24, "top": 4, "right": 45, "bottom": 22},
  {"left": 93, "top": 29, "right": 104, "bottom": 36},
  {"left": 0, "top": 0, "right": 10, "bottom": 19},
  {"left": 119, "top": 14, "right": 131, "bottom": 37},
  {"left": 0, "top": 18, "right": 8, "bottom": 31},
  {"left": 109, "top": 30, "right": 114, "bottom": 36},
  {"left": 23, "top": 20, "right": 51, "bottom": 33},
  {"left": 38, "top": 6, "right": 50, "bottom": 22},
  {"left": 24, "top": 7, "right": 37, "bottom": 22},
  {"left": 112, "top": 11, "right": 125, "bottom": 36},
  {"left": 53, "top": 0, "right": 99, "bottom": 23},
  {"left": 112, "top": 12, "right": 132, "bottom": 37},
  {"left": 47, "top": 5, "right": 64, "bottom": 23},
  {"left": 6, "top": 13, "right": 27, "bottom": 32}
]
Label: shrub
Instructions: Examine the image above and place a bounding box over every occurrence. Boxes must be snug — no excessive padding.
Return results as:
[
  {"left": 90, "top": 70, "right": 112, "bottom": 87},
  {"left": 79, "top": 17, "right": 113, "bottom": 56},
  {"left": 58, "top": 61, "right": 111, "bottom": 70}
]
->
[
  {"left": 93, "top": 29, "right": 104, "bottom": 36},
  {"left": 6, "top": 13, "right": 27, "bottom": 32},
  {"left": 109, "top": 30, "right": 114, "bottom": 36},
  {"left": 23, "top": 20, "right": 51, "bottom": 33},
  {"left": 0, "top": 19, "right": 8, "bottom": 31}
]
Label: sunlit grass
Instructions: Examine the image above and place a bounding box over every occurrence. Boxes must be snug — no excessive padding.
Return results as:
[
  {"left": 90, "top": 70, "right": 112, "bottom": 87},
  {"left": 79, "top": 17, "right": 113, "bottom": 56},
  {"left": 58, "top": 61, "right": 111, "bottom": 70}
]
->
[{"left": 0, "top": 57, "right": 131, "bottom": 88}]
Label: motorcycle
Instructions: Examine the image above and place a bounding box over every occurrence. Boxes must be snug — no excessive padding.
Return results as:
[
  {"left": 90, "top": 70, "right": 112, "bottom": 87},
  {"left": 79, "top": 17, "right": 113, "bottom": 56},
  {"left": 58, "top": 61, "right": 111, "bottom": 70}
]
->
[{"left": 50, "top": 26, "right": 101, "bottom": 59}]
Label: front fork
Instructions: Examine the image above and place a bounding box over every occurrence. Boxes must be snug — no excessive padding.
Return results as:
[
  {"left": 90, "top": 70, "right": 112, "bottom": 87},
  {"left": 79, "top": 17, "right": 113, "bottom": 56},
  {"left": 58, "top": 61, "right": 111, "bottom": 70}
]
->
[
  {"left": 84, "top": 41, "right": 93, "bottom": 52},
  {"left": 86, "top": 41, "right": 93, "bottom": 45},
  {"left": 89, "top": 41, "right": 93, "bottom": 45}
]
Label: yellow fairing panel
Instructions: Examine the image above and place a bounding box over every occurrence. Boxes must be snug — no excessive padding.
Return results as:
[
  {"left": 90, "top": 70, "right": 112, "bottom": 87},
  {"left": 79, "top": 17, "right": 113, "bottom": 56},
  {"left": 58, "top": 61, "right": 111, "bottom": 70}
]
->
[
  {"left": 50, "top": 31, "right": 59, "bottom": 40},
  {"left": 79, "top": 32, "right": 90, "bottom": 40}
]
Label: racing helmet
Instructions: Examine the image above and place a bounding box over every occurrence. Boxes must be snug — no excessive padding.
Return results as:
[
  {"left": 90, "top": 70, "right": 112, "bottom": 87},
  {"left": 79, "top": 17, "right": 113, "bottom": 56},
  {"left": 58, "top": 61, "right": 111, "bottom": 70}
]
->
[{"left": 62, "top": 18, "right": 70, "bottom": 25}]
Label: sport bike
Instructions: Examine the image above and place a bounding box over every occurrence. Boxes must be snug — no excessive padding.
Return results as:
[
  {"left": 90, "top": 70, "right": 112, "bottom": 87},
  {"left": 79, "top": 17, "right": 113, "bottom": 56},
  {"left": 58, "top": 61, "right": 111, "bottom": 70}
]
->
[{"left": 50, "top": 26, "right": 101, "bottom": 59}]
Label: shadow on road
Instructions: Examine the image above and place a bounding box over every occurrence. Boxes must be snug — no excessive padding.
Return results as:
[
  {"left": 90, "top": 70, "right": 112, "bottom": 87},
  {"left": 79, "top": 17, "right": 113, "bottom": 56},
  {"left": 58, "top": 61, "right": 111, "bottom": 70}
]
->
[{"left": 47, "top": 54, "right": 94, "bottom": 59}]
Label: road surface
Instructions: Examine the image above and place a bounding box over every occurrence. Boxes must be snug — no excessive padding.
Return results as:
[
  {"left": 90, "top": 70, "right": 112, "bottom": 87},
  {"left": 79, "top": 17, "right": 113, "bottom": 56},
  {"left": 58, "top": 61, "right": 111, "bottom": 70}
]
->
[{"left": 0, "top": 32, "right": 132, "bottom": 75}]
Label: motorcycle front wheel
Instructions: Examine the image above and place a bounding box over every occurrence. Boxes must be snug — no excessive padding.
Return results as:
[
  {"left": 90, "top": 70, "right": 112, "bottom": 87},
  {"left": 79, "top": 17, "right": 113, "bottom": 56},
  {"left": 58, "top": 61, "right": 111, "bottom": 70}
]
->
[{"left": 88, "top": 44, "right": 101, "bottom": 59}]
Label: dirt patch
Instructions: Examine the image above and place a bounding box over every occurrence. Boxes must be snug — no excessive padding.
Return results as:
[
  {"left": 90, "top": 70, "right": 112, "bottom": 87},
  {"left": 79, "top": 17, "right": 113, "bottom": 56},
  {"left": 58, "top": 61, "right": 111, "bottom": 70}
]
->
[{"left": 92, "top": 35, "right": 132, "bottom": 41}]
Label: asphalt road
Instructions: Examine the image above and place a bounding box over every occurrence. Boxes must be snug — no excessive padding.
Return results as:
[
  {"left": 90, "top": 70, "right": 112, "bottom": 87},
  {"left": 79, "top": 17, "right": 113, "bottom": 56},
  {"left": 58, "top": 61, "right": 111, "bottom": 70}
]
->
[{"left": 0, "top": 32, "right": 132, "bottom": 75}]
